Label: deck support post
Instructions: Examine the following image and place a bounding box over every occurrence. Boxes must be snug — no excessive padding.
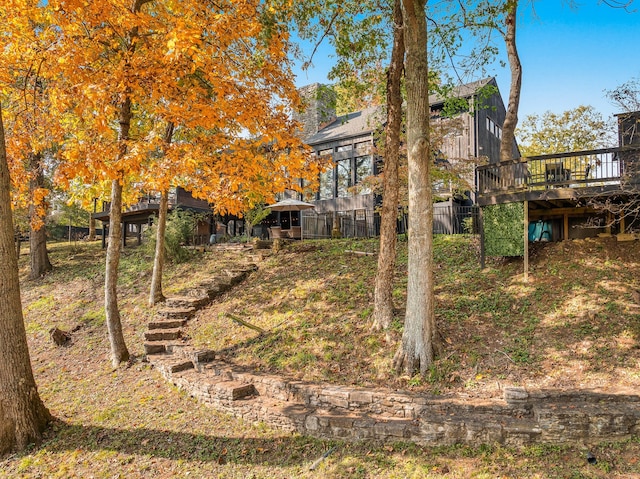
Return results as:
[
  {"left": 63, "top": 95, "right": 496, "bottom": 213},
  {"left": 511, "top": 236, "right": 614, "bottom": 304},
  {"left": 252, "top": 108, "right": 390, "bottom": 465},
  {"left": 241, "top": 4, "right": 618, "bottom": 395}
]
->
[
  {"left": 524, "top": 200, "right": 529, "bottom": 281},
  {"left": 479, "top": 207, "right": 485, "bottom": 269}
]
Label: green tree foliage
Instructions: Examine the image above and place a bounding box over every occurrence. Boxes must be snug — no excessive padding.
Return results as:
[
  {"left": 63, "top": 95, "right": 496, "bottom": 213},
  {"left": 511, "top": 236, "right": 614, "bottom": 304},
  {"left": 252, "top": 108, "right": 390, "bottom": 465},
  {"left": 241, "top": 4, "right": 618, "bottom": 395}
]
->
[
  {"left": 144, "top": 210, "right": 203, "bottom": 264},
  {"left": 516, "top": 106, "right": 615, "bottom": 157},
  {"left": 483, "top": 202, "right": 524, "bottom": 257}
]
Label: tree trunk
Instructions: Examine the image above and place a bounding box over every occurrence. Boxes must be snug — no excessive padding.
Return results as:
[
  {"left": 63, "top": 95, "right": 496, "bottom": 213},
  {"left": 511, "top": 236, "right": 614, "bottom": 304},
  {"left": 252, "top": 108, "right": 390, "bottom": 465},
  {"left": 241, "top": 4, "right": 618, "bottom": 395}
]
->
[
  {"left": 88, "top": 215, "right": 96, "bottom": 241},
  {"left": 103, "top": 0, "right": 150, "bottom": 366},
  {"left": 104, "top": 93, "right": 135, "bottom": 368},
  {"left": 149, "top": 189, "right": 168, "bottom": 306},
  {"left": 0, "top": 105, "right": 51, "bottom": 456},
  {"left": 372, "top": 0, "right": 404, "bottom": 331},
  {"left": 393, "top": 0, "right": 440, "bottom": 376},
  {"left": 105, "top": 178, "right": 129, "bottom": 368},
  {"left": 499, "top": 1, "right": 522, "bottom": 162},
  {"left": 148, "top": 122, "right": 174, "bottom": 307},
  {"left": 331, "top": 211, "right": 341, "bottom": 238},
  {"left": 28, "top": 152, "right": 52, "bottom": 280}
]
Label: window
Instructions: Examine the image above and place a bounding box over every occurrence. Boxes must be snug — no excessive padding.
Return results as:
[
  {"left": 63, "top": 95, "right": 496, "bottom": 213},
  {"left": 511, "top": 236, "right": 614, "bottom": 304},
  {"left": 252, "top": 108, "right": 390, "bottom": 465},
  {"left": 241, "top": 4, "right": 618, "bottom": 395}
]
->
[
  {"left": 319, "top": 168, "right": 334, "bottom": 199},
  {"left": 337, "top": 159, "right": 352, "bottom": 197},
  {"left": 355, "top": 141, "right": 371, "bottom": 153},
  {"left": 355, "top": 156, "right": 373, "bottom": 194},
  {"left": 487, "top": 117, "right": 502, "bottom": 140},
  {"left": 336, "top": 144, "right": 353, "bottom": 152},
  {"left": 318, "top": 148, "right": 333, "bottom": 157},
  {"left": 486, "top": 117, "right": 493, "bottom": 132}
]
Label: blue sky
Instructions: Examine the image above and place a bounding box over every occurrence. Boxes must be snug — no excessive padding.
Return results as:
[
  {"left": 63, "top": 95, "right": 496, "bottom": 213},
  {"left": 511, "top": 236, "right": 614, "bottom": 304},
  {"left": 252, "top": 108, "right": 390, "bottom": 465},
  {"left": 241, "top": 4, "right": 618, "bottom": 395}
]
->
[{"left": 292, "top": 2, "right": 639, "bottom": 122}]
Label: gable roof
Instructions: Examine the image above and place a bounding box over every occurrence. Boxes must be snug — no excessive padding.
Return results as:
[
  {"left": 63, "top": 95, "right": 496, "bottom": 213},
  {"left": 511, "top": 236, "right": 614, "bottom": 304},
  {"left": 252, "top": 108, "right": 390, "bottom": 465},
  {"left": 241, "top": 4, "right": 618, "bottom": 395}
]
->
[
  {"left": 428, "top": 77, "right": 495, "bottom": 107},
  {"left": 305, "top": 105, "right": 384, "bottom": 146},
  {"left": 304, "top": 77, "right": 497, "bottom": 146}
]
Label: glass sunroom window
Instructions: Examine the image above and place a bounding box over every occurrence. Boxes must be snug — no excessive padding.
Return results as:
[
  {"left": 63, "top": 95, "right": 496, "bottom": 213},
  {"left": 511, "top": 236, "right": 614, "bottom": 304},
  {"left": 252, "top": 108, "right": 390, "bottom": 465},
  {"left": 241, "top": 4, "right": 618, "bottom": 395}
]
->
[
  {"left": 355, "top": 155, "right": 373, "bottom": 194},
  {"left": 337, "top": 158, "right": 352, "bottom": 197},
  {"left": 319, "top": 168, "right": 334, "bottom": 199}
]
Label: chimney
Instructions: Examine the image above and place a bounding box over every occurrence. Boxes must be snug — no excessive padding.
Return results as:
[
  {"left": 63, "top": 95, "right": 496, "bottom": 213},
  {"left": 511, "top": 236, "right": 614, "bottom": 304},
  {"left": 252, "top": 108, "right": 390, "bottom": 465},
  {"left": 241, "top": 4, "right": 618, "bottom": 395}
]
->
[
  {"left": 293, "top": 83, "right": 337, "bottom": 139},
  {"left": 617, "top": 111, "right": 640, "bottom": 147}
]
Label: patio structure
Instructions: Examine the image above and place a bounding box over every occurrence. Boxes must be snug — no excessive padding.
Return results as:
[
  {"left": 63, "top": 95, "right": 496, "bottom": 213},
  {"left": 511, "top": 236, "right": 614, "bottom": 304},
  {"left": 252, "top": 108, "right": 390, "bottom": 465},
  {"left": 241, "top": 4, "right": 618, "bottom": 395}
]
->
[
  {"left": 93, "top": 186, "right": 216, "bottom": 247},
  {"left": 265, "top": 198, "right": 315, "bottom": 239},
  {"left": 477, "top": 111, "right": 640, "bottom": 261}
]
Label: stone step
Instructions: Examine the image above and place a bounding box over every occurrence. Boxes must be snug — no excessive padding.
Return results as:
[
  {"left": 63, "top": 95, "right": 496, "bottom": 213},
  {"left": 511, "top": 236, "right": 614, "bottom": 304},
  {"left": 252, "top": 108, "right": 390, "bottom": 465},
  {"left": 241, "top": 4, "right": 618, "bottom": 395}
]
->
[
  {"left": 146, "top": 352, "right": 195, "bottom": 376},
  {"left": 188, "top": 286, "right": 223, "bottom": 300},
  {"left": 144, "top": 328, "right": 182, "bottom": 341},
  {"left": 174, "top": 347, "right": 216, "bottom": 365},
  {"left": 148, "top": 318, "right": 188, "bottom": 330},
  {"left": 168, "top": 360, "right": 195, "bottom": 374},
  {"left": 165, "top": 295, "right": 209, "bottom": 309},
  {"left": 156, "top": 307, "right": 196, "bottom": 320},
  {"left": 208, "top": 381, "right": 258, "bottom": 401},
  {"left": 144, "top": 342, "right": 168, "bottom": 354},
  {"left": 206, "top": 278, "right": 233, "bottom": 291}
]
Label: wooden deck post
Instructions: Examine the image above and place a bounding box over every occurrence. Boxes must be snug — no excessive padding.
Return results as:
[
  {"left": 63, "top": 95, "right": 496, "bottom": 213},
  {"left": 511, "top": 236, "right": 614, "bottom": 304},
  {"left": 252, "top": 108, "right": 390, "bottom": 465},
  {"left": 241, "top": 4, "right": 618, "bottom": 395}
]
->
[
  {"left": 563, "top": 213, "right": 569, "bottom": 241},
  {"left": 524, "top": 200, "right": 529, "bottom": 281},
  {"left": 479, "top": 207, "right": 485, "bottom": 269}
]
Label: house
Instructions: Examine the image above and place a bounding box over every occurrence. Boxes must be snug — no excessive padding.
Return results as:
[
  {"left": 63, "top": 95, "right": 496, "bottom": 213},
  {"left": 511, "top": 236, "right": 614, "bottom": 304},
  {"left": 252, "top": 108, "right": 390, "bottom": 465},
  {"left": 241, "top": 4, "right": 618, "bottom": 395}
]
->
[
  {"left": 92, "top": 186, "right": 217, "bottom": 247},
  {"left": 477, "top": 110, "right": 640, "bottom": 257},
  {"left": 291, "top": 78, "right": 517, "bottom": 238}
]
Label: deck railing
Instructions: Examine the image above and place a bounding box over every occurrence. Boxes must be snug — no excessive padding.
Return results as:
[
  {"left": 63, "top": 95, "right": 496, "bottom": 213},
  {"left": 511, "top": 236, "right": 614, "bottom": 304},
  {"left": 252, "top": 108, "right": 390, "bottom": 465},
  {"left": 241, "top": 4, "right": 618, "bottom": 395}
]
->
[{"left": 477, "top": 146, "right": 640, "bottom": 195}]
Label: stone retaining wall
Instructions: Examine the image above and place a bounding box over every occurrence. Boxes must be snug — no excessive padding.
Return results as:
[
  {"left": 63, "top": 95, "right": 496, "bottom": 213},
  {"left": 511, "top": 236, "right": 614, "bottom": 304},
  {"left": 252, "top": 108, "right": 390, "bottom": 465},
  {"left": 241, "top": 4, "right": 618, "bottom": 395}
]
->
[{"left": 153, "top": 351, "right": 640, "bottom": 447}]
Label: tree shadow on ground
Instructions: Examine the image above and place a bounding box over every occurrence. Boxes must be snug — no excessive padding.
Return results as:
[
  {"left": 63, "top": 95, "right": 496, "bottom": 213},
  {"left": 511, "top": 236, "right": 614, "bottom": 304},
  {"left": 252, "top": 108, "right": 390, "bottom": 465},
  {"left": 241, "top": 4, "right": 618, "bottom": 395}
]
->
[{"left": 38, "top": 419, "right": 330, "bottom": 466}]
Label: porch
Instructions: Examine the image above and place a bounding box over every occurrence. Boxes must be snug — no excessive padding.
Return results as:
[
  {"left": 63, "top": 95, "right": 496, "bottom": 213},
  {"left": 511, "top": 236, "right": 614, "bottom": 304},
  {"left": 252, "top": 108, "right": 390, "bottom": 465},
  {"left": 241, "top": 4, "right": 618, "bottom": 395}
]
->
[
  {"left": 477, "top": 145, "right": 640, "bottom": 243},
  {"left": 477, "top": 146, "right": 640, "bottom": 206}
]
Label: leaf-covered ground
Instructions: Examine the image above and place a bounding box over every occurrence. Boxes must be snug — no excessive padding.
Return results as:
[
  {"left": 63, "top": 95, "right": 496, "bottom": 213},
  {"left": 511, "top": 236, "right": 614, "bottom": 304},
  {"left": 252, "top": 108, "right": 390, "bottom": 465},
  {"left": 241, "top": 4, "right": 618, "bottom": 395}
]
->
[
  {"left": 191, "top": 236, "right": 640, "bottom": 398},
  {"left": 2, "top": 237, "right": 639, "bottom": 478}
]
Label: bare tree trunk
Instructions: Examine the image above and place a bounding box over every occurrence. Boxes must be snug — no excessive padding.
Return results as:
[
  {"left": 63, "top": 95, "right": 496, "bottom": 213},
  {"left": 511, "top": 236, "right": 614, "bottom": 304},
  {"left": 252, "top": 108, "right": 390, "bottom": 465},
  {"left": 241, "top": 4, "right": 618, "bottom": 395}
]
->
[
  {"left": 0, "top": 105, "right": 51, "bottom": 456},
  {"left": 149, "top": 189, "right": 168, "bottom": 306},
  {"left": 148, "top": 122, "right": 174, "bottom": 307},
  {"left": 393, "top": 0, "right": 440, "bottom": 376},
  {"left": 331, "top": 211, "right": 341, "bottom": 238},
  {"left": 28, "top": 152, "right": 52, "bottom": 280},
  {"left": 499, "top": 1, "right": 521, "bottom": 162},
  {"left": 104, "top": 92, "right": 135, "bottom": 367},
  {"left": 88, "top": 215, "right": 96, "bottom": 241},
  {"left": 372, "top": 0, "right": 404, "bottom": 331},
  {"left": 102, "top": 0, "right": 151, "bottom": 367},
  {"left": 29, "top": 222, "right": 51, "bottom": 279},
  {"left": 105, "top": 178, "right": 129, "bottom": 368}
]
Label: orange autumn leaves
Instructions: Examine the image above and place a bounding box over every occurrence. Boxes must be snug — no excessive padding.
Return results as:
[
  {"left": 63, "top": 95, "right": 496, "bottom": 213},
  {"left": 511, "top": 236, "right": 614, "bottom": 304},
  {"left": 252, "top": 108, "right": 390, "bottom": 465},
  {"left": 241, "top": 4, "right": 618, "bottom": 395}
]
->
[{"left": 1, "top": 0, "right": 323, "bottom": 217}]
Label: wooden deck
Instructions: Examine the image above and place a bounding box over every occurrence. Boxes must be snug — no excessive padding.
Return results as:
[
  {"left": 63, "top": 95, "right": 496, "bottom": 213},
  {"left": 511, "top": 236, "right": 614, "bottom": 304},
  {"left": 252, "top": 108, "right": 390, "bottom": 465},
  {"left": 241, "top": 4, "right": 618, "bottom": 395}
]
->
[{"left": 477, "top": 146, "right": 640, "bottom": 207}]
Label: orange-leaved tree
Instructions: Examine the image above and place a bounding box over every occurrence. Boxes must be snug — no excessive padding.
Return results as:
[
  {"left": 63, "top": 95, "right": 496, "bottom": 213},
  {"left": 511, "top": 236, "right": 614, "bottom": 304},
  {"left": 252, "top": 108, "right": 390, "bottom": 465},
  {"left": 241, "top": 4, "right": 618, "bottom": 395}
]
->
[
  {"left": 50, "top": 0, "right": 322, "bottom": 366},
  {"left": 0, "top": 0, "right": 53, "bottom": 455},
  {"left": 2, "top": 0, "right": 62, "bottom": 279}
]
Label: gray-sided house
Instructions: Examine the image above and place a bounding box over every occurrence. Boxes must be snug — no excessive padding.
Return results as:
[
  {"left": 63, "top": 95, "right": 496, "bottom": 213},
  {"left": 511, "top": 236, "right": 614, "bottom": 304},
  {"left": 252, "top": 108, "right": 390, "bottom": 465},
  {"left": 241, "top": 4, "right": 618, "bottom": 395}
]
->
[{"left": 291, "top": 78, "right": 517, "bottom": 238}]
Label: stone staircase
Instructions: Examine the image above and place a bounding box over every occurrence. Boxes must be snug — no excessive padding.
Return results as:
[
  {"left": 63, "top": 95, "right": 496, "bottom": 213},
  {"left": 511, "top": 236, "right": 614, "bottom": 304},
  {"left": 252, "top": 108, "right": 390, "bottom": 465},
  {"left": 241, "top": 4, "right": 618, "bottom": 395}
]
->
[{"left": 143, "top": 263, "right": 258, "bottom": 356}]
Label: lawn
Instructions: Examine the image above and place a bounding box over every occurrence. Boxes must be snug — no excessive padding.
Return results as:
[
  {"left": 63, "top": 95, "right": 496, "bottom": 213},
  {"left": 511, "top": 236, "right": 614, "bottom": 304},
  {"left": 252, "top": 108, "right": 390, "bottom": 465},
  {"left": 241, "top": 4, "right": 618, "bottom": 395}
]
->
[{"left": 2, "top": 236, "right": 639, "bottom": 478}]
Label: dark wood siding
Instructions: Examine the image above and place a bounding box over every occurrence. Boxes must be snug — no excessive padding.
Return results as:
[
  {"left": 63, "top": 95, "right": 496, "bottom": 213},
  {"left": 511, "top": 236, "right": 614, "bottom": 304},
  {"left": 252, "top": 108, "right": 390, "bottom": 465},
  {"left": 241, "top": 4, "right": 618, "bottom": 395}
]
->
[{"left": 175, "top": 187, "right": 210, "bottom": 210}]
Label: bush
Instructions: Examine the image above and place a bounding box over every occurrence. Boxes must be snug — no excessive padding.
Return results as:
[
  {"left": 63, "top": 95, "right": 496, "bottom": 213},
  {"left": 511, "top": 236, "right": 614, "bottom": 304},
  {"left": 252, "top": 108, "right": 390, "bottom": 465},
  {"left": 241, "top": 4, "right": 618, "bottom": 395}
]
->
[{"left": 144, "top": 209, "right": 203, "bottom": 264}]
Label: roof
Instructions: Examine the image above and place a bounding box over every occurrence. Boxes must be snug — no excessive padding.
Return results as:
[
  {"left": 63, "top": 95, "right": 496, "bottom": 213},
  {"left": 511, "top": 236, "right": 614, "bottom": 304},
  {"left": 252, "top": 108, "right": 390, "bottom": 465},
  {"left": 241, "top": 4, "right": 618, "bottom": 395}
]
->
[
  {"left": 305, "top": 105, "right": 384, "bottom": 145},
  {"left": 305, "top": 78, "right": 497, "bottom": 146},
  {"left": 428, "top": 77, "right": 495, "bottom": 107}
]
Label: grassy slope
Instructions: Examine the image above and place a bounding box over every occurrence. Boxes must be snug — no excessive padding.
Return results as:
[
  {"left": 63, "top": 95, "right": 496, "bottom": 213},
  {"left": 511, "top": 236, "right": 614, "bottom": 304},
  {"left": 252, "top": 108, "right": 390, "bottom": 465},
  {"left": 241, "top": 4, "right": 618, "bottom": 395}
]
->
[{"left": 1, "top": 238, "right": 639, "bottom": 478}]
